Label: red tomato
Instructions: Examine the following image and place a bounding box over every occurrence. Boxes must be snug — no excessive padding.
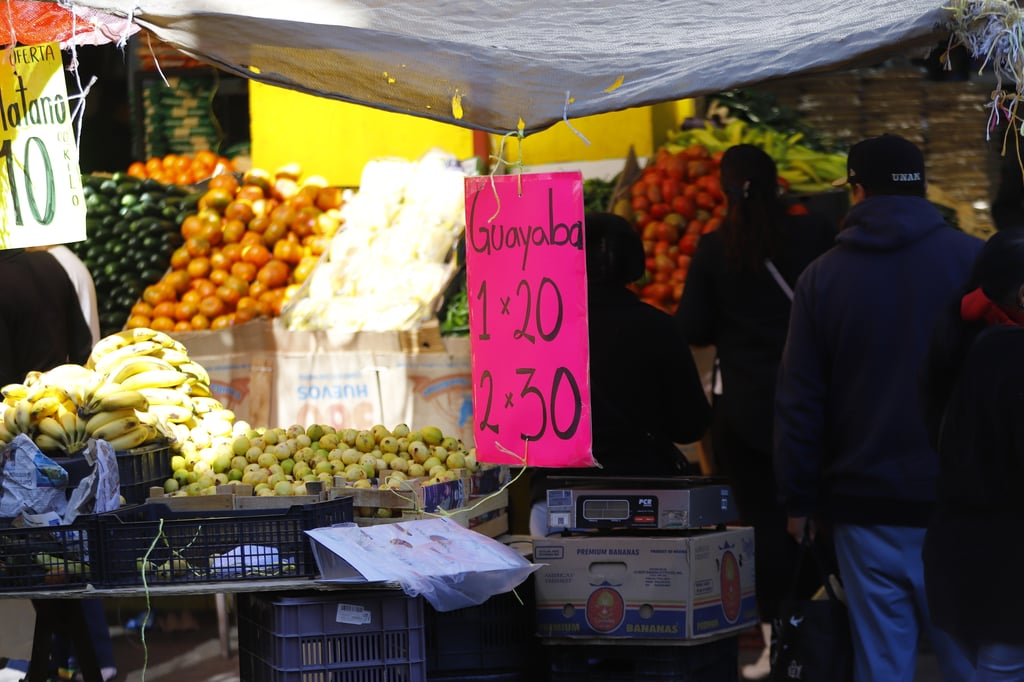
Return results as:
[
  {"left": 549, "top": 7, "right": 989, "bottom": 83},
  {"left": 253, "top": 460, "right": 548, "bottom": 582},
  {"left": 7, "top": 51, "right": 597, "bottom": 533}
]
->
[{"left": 672, "top": 195, "right": 697, "bottom": 219}]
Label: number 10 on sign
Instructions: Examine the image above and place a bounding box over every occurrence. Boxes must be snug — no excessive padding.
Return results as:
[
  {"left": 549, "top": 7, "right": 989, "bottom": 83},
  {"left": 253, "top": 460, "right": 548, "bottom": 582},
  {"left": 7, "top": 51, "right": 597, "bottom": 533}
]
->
[{"left": 464, "top": 173, "right": 595, "bottom": 468}]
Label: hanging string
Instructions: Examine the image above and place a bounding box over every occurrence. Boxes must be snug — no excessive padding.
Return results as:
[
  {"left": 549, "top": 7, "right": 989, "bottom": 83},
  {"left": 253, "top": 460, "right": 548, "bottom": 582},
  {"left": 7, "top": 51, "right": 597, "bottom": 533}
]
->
[
  {"left": 562, "top": 90, "right": 590, "bottom": 146},
  {"left": 487, "top": 128, "right": 525, "bottom": 221}
]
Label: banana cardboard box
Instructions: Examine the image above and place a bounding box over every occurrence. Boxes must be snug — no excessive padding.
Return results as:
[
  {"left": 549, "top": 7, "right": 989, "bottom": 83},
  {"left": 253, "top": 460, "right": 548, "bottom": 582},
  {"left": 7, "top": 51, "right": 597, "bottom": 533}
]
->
[
  {"left": 532, "top": 527, "right": 757, "bottom": 641},
  {"left": 173, "top": 319, "right": 474, "bottom": 446}
]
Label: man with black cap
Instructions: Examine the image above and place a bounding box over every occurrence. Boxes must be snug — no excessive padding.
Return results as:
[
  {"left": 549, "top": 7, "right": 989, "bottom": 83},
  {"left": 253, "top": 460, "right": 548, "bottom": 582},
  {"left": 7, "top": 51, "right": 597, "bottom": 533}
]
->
[{"left": 774, "top": 134, "right": 980, "bottom": 681}]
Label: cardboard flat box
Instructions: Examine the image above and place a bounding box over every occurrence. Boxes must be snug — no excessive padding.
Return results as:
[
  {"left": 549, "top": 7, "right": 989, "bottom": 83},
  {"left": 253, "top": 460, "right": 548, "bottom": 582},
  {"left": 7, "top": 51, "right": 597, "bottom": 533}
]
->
[
  {"left": 172, "top": 319, "right": 474, "bottom": 446},
  {"left": 532, "top": 527, "right": 756, "bottom": 642}
]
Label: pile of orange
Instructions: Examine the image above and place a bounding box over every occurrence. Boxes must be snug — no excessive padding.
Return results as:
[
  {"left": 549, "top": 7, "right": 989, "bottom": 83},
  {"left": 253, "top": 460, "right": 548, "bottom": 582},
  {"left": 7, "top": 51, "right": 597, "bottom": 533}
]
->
[
  {"left": 126, "top": 150, "right": 236, "bottom": 186},
  {"left": 124, "top": 168, "right": 346, "bottom": 333}
]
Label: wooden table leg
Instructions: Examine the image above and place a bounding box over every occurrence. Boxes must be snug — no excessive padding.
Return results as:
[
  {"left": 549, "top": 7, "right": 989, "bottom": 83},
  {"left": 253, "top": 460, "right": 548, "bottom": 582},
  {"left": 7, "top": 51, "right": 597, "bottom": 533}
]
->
[{"left": 28, "top": 600, "right": 102, "bottom": 682}]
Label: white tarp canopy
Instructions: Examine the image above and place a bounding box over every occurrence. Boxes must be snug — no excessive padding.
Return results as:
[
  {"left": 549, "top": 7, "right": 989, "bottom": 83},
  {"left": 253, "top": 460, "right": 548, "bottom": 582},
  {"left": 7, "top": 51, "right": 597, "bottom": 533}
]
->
[{"left": 43, "top": 1, "right": 953, "bottom": 135}]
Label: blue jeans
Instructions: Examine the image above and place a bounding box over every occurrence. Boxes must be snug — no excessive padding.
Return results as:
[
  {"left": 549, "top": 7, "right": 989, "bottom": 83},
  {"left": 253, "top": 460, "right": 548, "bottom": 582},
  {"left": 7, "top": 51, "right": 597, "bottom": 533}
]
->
[
  {"left": 950, "top": 638, "right": 1024, "bottom": 682},
  {"left": 833, "top": 524, "right": 973, "bottom": 682}
]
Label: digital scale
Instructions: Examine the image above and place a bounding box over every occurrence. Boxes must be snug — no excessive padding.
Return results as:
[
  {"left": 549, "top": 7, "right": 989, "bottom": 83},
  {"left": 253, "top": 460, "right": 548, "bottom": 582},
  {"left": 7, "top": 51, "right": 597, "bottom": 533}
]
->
[{"left": 545, "top": 475, "right": 737, "bottom": 532}]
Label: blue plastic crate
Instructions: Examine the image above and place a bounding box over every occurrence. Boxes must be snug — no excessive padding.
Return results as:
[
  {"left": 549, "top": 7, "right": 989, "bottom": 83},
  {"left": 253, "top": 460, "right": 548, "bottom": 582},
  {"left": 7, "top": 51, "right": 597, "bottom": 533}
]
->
[
  {"left": 238, "top": 590, "right": 425, "bottom": 682},
  {"left": 0, "top": 515, "right": 100, "bottom": 591}
]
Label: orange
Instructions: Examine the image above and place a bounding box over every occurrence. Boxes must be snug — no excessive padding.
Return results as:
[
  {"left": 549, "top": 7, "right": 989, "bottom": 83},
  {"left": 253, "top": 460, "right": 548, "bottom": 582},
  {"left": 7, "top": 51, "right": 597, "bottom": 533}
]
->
[
  {"left": 131, "top": 301, "right": 154, "bottom": 317},
  {"left": 174, "top": 301, "right": 198, "bottom": 322},
  {"left": 198, "top": 295, "right": 225, "bottom": 319},
  {"left": 150, "top": 316, "right": 175, "bottom": 332},
  {"left": 165, "top": 269, "right": 192, "bottom": 294},
  {"left": 216, "top": 284, "right": 242, "bottom": 308},
  {"left": 208, "top": 174, "right": 240, "bottom": 195},
  {"left": 125, "top": 314, "right": 152, "bottom": 329},
  {"left": 185, "top": 237, "right": 212, "bottom": 258},
  {"left": 221, "top": 243, "right": 244, "bottom": 263},
  {"left": 152, "top": 301, "right": 177, "bottom": 320},
  {"left": 192, "top": 278, "right": 217, "bottom": 299},
  {"left": 173, "top": 321, "right": 192, "bottom": 333},
  {"left": 169, "top": 247, "right": 192, "bottom": 271},
  {"left": 181, "top": 289, "right": 202, "bottom": 307},
  {"left": 209, "top": 268, "right": 230, "bottom": 286},
  {"left": 241, "top": 244, "right": 272, "bottom": 268},
  {"left": 210, "top": 314, "right": 235, "bottom": 330},
  {"left": 209, "top": 250, "right": 231, "bottom": 272},
  {"left": 256, "top": 260, "right": 290, "bottom": 289},
  {"left": 222, "top": 218, "right": 247, "bottom": 244},
  {"left": 190, "top": 313, "right": 211, "bottom": 331},
  {"left": 230, "top": 261, "right": 258, "bottom": 282},
  {"left": 127, "top": 161, "right": 147, "bottom": 179},
  {"left": 186, "top": 257, "right": 211, "bottom": 279}
]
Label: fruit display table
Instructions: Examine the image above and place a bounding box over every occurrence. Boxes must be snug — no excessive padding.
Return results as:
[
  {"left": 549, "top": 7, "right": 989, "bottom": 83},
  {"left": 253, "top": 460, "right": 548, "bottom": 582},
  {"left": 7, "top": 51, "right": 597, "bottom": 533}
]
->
[{"left": 0, "top": 577, "right": 403, "bottom": 682}]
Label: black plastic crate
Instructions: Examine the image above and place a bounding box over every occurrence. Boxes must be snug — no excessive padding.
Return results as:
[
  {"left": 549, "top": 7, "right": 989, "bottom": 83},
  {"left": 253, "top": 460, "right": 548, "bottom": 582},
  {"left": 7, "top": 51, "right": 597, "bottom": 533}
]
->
[
  {"left": 237, "top": 590, "right": 426, "bottom": 682},
  {"left": 545, "top": 636, "right": 739, "bottom": 682},
  {"left": 96, "top": 496, "right": 352, "bottom": 586},
  {"left": 0, "top": 516, "right": 100, "bottom": 591},
  {"left": 53, "top": 439, "right": 173, "bottom": 504},
  {"left": 424, "top": 577, "right": 539, "bottom": 676},
  {"left": 115, "top": 441, "right": 173, "bottom": 504}
]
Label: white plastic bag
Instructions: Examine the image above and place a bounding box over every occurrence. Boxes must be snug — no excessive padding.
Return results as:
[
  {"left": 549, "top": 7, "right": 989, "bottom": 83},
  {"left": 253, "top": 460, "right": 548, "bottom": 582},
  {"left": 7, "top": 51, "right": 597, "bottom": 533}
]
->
[
  {"left": 0, "top": 434, "right": 68, "bottom": 518},
  {"left": 307, "top": 517, "right": 539, "bottom": 611}
]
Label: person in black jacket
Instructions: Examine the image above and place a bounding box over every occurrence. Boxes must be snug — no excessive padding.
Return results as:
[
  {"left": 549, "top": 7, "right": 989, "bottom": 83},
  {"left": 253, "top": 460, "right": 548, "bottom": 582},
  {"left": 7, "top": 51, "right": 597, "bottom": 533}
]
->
[
  {"left": 674, "top": 144, "right": 836, "bottom": 679},
  {"left": 0, "top": 248, "right": 93, "bottom": 385},
  {"left": 774, "top": 134, "right": 978, "bottom": 682},
  {"left": 923, "top": 228, "right": 1024, "bottom": 678},
  {"left": 528, "top": 212, "right": 711, "bottom": 535},
  {"left": 0, "top": 248, "right": 117, "bottom": 682}
]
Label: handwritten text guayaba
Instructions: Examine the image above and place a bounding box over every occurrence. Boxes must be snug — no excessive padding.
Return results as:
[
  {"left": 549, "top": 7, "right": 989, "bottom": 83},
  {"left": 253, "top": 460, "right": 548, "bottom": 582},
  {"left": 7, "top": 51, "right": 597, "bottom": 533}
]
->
[{"left": 467, "top": 187, "right": 582, "bottom": 271}]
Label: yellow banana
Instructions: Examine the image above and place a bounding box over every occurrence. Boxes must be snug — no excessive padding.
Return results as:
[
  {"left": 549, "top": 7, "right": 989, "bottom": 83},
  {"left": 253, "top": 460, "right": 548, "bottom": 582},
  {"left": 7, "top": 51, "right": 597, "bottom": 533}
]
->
[
  {"left": 1, "top": 383, "right": 28, "bottom": 401},
  {"left": 92, "top": 415, "right": 142, "bottom": 443},
  {"left": 190, "top": 396, "right": 223, "bottom": 414},
  {"left": 37, "top": 416, "right": 68, "bottom": 445},
  {"left": 34, "top": 433, "right": 65, "bottom": 453},
  {"left": 84, "top": 408, "right": 137, "bottom": 435},
  {"left": 14, "top": 400, "right": 32, "bottom": 434},
  {"left": 24, "top": 383, "right": 57, "bottom": 403},
  {"left": 138, "top": 387, "right": 192, "bottom": 409},
  {"left": 175, "top": 362, "right": 210, "bottom": 386},
  {"left": 22, "top": 370, "right": 42, "bottom": 387},
  {"left": 91, "top": 340, "right": 164, "bottom": 376},
  {"left": 59, "top": 410, "right": 84, "bottom": 448},
  {"left": 94, "top": 390, "right": 150, "bottom": 414},
  {"left": 0, "top": 422, "right": 14, "bottom": 443},
  {"left": 87, "top": 333, "right": 136, "bottom": 368},
  {"left": 203, "top": 408, "right": 236, "bottom": 424},
  {"left": 148, "top": 404, "right": 194, "bottom": 424},
  {"left": 120, "top": 370, "right": 188, "bottom": 392},
  {"left": 29, "top": 396, "right": 61, "bottom": 422},
  {"left": 105, "top": 424, "right": 155, "bottom": 451},
  {"left": 154, "top": 347, "right": 191, "bottom": 366},
  {"left": 149, "top": 331, "right": 187, "bottom": 353},
  {"left": 107, "top": 356, "right": 178, "bottom": 386},
  {"left": 4, "top": 405, "right": 18, "bottom": 434}
]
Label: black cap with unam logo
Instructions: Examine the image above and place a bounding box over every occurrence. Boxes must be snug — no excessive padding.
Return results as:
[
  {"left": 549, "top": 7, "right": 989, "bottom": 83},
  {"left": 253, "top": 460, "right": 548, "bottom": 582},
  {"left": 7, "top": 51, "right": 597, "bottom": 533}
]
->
[{"left": 832, "top": 134, "right": 926, "bottom": 196}]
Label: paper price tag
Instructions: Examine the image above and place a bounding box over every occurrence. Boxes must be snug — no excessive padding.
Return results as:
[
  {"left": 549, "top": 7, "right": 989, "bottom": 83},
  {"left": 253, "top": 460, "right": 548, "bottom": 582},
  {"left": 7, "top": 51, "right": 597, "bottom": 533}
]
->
[
  {"left": 464, "top": 173, "right": 595, "bottom": 468},
  {"left": 0, "top": 42, "right": 86, "bottom": 249}
]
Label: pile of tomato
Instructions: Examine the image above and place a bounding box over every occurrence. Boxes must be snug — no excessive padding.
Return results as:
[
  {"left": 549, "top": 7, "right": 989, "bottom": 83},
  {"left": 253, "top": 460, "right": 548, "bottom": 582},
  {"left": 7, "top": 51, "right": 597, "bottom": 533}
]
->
[
  {"left": 125, "top": 169, "right": 345, "bottom": 333},
  {"left": 628, "top": 145, "right": 726, "bottom": 313}
]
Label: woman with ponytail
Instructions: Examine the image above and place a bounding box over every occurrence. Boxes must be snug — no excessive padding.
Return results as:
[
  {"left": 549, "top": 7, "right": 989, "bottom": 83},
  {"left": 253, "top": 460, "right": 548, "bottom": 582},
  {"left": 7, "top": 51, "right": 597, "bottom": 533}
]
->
[
  {"left": 675, "top": 144, "right": 836, "bottom": 680},
  {"left": 923, "top": 228, "right": 1024, "bottom": 679}
]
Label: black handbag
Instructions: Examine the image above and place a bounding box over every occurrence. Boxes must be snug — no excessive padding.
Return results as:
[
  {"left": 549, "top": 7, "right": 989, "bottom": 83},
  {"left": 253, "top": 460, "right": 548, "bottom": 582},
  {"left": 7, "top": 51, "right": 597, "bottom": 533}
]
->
[{"left": 770, "top": 534, "right": 854, "bottom": 682}]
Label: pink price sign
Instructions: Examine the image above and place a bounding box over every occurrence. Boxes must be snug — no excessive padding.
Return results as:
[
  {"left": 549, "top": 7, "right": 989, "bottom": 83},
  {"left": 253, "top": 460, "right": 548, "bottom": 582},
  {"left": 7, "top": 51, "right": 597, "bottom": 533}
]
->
[{"left": 464, "top": 172, "right": 595, "bottom": 468}]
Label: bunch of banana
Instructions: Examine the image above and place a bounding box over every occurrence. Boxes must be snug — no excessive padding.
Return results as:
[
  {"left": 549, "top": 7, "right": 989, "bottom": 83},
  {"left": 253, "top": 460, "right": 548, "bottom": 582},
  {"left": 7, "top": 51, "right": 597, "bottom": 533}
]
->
[
  {"left": 86, "top": 327, "right": 219, "bottom": 451},
  {"left": 664, "top": 119, "right": 848, "bottom": 194}
]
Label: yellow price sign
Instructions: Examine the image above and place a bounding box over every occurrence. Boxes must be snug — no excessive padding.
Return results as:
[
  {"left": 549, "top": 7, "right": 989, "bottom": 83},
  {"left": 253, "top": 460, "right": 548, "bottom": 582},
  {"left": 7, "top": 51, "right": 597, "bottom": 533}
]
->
[{"left": 0, "top": 42, "right": 86, "bottom": 249}]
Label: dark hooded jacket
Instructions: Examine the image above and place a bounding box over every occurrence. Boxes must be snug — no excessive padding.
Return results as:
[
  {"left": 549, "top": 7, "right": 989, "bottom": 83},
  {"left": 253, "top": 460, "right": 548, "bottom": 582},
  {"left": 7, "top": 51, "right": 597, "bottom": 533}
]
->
[
  {"left": 0, "top": 248, "right": 93, "bottom": 385},
  {"left": 774, "top": 195, "right": 983, "bottom": 526}
]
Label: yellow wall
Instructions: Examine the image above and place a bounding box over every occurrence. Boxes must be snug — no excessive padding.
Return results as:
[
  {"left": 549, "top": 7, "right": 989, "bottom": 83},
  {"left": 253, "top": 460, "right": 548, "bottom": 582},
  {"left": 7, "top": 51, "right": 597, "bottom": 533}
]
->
[{"left": 249, "top": 82, "right": 695, "bottom": 185}]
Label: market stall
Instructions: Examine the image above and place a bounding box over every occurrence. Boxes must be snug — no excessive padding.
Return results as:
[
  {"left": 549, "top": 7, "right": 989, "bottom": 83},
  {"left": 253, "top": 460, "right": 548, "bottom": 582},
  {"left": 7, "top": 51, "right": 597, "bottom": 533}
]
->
[{"left": 1, "top": 1, "right": 1020, "bottom": 681}]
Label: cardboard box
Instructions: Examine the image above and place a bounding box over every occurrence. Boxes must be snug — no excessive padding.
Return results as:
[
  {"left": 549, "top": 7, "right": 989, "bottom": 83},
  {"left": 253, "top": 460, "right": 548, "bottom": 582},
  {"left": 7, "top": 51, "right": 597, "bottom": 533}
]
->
[
  {"left": 172, "top": 319, "right": 474, "bottom": 446},
  {"left": 532, "top": 527, "right": 756, "bottom": 642}
]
